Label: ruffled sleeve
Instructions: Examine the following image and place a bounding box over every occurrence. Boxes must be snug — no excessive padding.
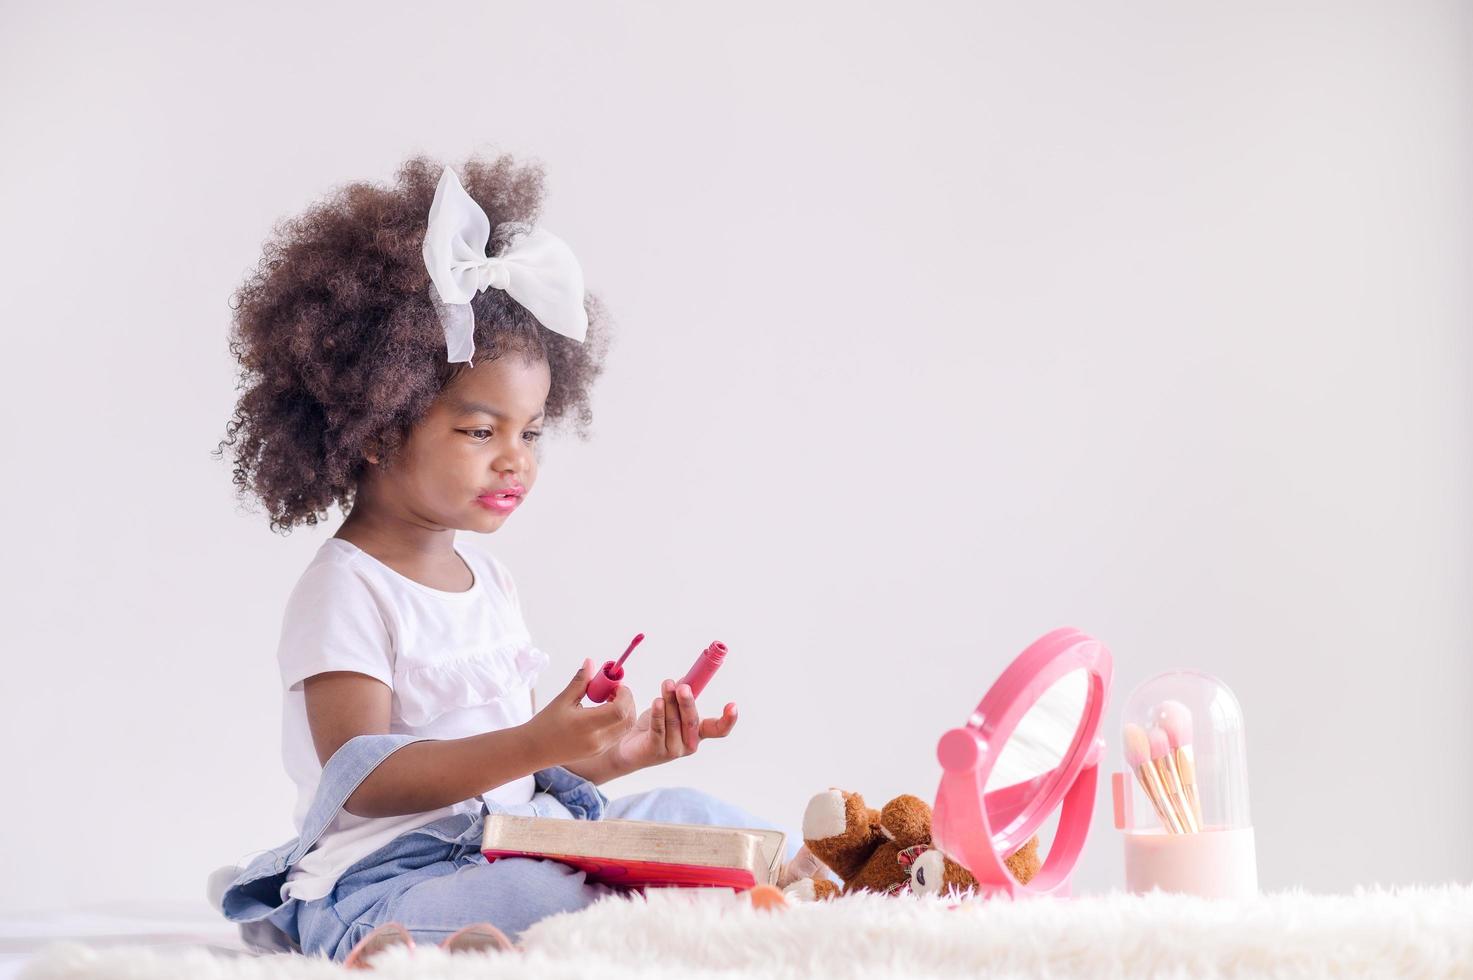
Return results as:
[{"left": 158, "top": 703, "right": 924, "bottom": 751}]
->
[{"left": 392, "top": 639, "right": 548, "bottom": 728}]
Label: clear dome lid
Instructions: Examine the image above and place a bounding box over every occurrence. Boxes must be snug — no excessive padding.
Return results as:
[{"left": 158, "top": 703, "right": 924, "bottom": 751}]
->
[{"left": 1116, "top": 671, "right": 1251, "bottom": 834}]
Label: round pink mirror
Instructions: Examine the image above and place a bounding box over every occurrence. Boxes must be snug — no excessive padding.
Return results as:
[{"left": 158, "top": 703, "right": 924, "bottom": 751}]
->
[{"left": 932, "top": 627, "right": 1112, "bottom": 897}]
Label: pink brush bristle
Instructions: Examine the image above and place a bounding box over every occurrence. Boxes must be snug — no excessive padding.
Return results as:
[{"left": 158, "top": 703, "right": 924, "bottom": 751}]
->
[
  {"left": 1155, "top": 700, "right": 1193, "bottom": 749},
  {"left": 1147, "top": 726, "right": 1171, "bottom": 760},
  {"left": 1123, "top": 723, "right": 1151, "bottom": 767}
]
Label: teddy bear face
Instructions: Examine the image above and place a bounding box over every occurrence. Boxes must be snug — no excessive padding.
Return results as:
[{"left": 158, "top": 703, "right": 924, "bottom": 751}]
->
[
  {"left": 904, "top": 848, "right": 949, "bottom": 897},
  {"left": 908, "top": 837, "right": 1045, "bottom": 896}
]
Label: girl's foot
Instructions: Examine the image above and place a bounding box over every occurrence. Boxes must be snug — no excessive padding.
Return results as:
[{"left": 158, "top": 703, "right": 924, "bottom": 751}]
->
[
  {"left": 441, "top": 922, "right": 514, "bottom": 953},
  {"left": 344, "top": 923, "right": 413, "bottom": 970},
  {"left": 343, "top": 921, "right": 513, "bottom": 969}
]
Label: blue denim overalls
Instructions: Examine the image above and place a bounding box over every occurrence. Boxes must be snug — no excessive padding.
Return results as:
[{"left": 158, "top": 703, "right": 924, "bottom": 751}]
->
[{"left": 219, "top": 733, "right": 786, "bottom": 960}]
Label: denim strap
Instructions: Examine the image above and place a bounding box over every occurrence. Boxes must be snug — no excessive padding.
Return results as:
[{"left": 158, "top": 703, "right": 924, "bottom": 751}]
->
[{"left": 222, "top": 734, "right": 428, "bottom": 923}]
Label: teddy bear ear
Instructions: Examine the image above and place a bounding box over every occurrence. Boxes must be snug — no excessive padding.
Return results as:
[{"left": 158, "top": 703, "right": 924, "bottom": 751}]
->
[{"left": 879, "top": 795, "right": 933, "bottom": 847}]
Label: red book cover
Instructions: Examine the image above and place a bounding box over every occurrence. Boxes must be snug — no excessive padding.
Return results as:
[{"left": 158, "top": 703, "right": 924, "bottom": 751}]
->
[{"left": 481, "top": 848, "right": 760, "bottom": 890}]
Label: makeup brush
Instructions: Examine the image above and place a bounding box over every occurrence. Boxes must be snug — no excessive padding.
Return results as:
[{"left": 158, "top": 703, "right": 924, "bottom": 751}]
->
[
  {"left": 1156, "top": 700, "right": 1203, "bottom": 828},
  {"left": 1149, "top": 725, "right": 1199, "bottom": 833},
  {"left": 1124, "top": 723, "right": 1184, "bottom": 834}
]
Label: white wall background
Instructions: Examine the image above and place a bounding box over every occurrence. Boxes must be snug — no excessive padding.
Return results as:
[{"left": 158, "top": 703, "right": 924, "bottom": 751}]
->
[{"left": 1, "top": 0, "right": 1468, "bottom": 917}]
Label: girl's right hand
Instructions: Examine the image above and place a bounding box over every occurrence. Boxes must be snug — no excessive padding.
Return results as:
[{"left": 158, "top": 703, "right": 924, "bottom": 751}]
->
[{"left": 525, "top": 659, "right": 637, "bottom": 764}]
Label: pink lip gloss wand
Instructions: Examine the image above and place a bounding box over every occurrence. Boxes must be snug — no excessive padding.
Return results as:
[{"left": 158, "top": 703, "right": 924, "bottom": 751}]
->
[
  {"left": 585, "top": 633, "right": 645, "bottom": 704},
  {"left": 677, "top": 641, "right": 728, "bottom": 698}
]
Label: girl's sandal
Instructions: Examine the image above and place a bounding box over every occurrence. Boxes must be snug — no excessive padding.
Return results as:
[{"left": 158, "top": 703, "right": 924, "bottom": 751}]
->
[
  {"left": 344, "top": 923, "right": 413, "bottom": 970},
  {"left": 441, "top": 922, "right": 515, "bottom": 953},
  {"left": 344, "top": 921, "right": 514, "bottom": 969}
]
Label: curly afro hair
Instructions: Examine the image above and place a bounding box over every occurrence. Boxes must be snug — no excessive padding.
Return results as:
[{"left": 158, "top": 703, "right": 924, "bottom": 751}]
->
[{"left": 218, "top": 155, "right": 608, "bottom": 532}]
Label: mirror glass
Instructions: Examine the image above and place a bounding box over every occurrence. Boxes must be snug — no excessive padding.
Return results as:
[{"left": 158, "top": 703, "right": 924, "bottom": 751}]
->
[
  {"left": 980, "top": 667, "right": 1090, "bottom": 861},
  {"left": 985, "top": 667, "right": 1089, "bottom": 792}
]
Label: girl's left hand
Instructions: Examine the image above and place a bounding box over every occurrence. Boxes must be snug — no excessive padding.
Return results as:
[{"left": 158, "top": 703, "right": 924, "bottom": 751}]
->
[{"left": 611, "top": 679, "right": 738, "bottom": 773}]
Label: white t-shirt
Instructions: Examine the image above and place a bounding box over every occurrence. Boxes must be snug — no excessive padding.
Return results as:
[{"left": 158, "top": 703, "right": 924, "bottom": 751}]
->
[{"left": 276, "top": 537, "right": 547, "bottom": 902}]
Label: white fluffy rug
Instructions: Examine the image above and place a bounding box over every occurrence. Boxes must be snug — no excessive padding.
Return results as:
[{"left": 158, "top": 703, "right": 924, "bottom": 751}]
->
[{"left": 21, "top": 885, "right": 1473, "bottom": 979}]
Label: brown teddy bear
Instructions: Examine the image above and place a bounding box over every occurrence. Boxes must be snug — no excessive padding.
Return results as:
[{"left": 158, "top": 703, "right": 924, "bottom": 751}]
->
[{"left": 782, "top": 789, "right": 1040, "bottom": 901}]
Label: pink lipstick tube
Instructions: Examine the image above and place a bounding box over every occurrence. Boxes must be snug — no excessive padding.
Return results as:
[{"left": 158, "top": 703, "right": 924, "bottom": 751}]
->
[
  {"left": 678, "top": 641, "right": 727, "bottom": 698},
  {"left": 584, "top": 661, "right": 624, "bottom": 704}
]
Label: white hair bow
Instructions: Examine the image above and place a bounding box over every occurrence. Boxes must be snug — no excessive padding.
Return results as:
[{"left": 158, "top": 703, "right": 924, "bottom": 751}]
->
[{"left": 421, "top": 167, "right": 588, "bottom": 363}]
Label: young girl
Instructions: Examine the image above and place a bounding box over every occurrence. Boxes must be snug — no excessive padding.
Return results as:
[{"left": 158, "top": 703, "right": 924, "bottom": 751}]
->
[{"left": 215, "top": 156, "right": 806, "bottom": 961}]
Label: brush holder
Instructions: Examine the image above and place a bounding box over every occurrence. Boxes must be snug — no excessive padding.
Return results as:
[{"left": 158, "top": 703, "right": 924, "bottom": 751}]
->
[{"left": 1112, "top": 671, "right": 1257, "bottom": 898}]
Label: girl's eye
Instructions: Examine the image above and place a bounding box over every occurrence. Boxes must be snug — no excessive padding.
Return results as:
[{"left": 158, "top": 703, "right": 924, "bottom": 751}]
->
[{"left": 462, "top": 428, "right": 539, "bottom": 444}]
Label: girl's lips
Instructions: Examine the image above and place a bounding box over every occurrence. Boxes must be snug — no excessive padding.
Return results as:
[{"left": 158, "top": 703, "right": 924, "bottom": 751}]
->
[{"left": 475, "top": 491, "right": 523, "bottom": 514}]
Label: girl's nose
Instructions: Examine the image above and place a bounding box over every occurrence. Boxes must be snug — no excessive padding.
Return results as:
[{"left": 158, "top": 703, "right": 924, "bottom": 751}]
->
[{"left": 492, "top": 441, "right": 529, "bottom": 475}]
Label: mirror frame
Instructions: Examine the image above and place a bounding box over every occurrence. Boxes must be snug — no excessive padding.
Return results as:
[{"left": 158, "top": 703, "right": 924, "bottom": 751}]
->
[{"left": 932, "top": 627, "right": 1112, "bottom": 897}]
